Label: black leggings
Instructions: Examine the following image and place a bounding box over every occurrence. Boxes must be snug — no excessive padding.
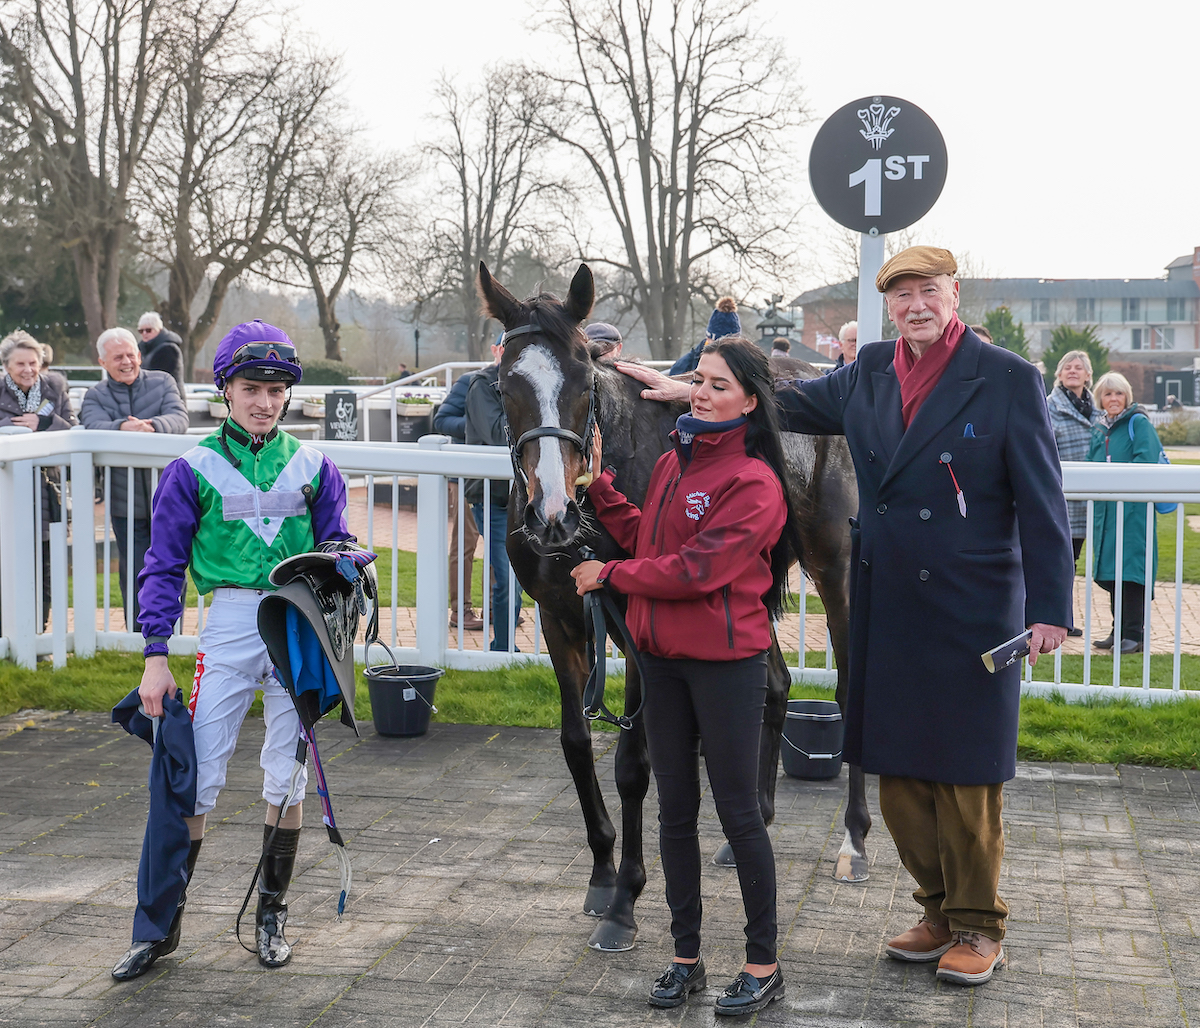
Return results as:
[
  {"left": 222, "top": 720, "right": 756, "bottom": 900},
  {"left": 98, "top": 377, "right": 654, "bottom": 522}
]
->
[{"left": 642, "top": 651, "right": 776, "bottom": 966}]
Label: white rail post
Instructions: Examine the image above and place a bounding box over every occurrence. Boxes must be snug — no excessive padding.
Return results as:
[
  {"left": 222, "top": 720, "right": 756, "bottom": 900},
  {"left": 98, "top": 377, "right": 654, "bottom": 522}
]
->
[
  {"left": 49, "top": 519, "right": 68, "bottom": 668},
  {"left": 70, "top": 452, "right": 97, "bottom": 658},
  {"left": 0, "top": 457, "right": 39, "bottom": 668},
  {"left": 415, "top": 435, "right": 450, "bottom": 666}
]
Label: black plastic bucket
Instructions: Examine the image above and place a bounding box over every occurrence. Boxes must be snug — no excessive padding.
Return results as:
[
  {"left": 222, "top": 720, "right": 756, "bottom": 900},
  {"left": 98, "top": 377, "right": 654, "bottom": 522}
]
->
[
  {"left": 781, "top": 698, "right": 843, "bottom": 779},
  {"left": 364, "top": 664, "right": 444, "bottom": 737}
]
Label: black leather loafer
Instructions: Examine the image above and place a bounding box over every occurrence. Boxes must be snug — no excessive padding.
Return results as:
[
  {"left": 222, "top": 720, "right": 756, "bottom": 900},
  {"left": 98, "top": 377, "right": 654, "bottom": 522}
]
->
[
  {"left": 648, "top": 959, "right": 707, "bottom": 1008},
  {"left": 714, "top": 967, "right": 785, "bottom": 1016}
]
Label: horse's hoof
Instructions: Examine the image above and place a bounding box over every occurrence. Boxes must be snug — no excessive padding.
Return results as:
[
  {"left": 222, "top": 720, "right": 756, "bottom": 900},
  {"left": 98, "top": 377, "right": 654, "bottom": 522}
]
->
[
  {"left": 583, "top": 884, "right": 615, "bottom": 918},
  {"left": 833, "top": 852, "right": 869, "bottom": 883},
  {"left": 711, "top": 842, "right": 737, "bottom": 867},
  {"left": 587, "top": 919, "right": 637, "bottom": 952}
]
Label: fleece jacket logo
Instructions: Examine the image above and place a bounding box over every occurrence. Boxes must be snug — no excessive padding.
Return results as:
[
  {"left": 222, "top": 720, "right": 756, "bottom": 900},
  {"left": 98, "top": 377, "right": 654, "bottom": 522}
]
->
[{"left": 684, "top": 490, "right": 711, "bottom": 521}]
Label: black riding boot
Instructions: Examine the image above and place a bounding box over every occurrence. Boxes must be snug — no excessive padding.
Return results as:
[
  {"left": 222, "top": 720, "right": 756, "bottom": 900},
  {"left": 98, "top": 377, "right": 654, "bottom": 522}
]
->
[
  {"left": 112, "top": 838, "right": 203, "bottom": 981},
  {"left": 256, "top": 825, "right": 301, "bottom": 968}
]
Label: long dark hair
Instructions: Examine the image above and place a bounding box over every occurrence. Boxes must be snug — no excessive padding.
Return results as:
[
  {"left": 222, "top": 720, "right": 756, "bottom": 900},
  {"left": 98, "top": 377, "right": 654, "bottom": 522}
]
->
[{"left": 701, "top": 337, "right": 804, "bottom": 619}]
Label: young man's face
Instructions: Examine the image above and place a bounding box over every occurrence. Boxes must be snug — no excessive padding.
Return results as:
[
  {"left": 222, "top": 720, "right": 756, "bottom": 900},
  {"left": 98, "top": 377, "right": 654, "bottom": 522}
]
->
[{"left": 225, "top": 377, "right": 288, "bottom": 434}]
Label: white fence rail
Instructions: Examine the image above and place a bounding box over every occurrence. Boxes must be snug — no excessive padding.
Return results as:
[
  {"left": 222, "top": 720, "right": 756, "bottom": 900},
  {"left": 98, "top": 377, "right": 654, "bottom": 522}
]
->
[{"left": 2, "top": 431, "right": 1199, "bottom": 704}]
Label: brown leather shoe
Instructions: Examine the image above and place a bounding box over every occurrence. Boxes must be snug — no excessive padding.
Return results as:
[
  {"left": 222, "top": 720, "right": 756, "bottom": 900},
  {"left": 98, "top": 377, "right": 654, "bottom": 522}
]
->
[
  {"left": 449, "top": 609, "right": 484, "bottom": 631},
  {"left": 885, "top": 916, "right": 953, "bottom": 962},
  {"left": 935, "top": 931, "right": 1005, "bottom": 985}
]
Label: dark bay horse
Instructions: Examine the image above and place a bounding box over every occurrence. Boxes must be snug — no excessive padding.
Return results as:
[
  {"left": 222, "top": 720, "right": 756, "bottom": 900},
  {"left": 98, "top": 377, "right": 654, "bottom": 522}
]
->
[{"left": 478, "top": 261, "right": 871, "bottom": 953}]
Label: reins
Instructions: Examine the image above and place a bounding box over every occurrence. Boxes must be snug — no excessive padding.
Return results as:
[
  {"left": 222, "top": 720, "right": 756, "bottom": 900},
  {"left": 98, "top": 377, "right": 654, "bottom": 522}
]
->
[{"left": 579, "top": 546, "right": 648, "bottom": 731}]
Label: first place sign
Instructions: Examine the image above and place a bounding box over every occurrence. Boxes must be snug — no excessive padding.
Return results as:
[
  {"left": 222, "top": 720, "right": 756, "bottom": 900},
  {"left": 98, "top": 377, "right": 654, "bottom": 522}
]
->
[{"left": 809, "top": 96, "right": 947, "bottom": 235}]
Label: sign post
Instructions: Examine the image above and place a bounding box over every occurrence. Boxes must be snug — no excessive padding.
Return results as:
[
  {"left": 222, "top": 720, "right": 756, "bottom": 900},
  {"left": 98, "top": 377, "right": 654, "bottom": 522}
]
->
[{"left": 809, "top": 96, "right": 947, "bottom": 342}]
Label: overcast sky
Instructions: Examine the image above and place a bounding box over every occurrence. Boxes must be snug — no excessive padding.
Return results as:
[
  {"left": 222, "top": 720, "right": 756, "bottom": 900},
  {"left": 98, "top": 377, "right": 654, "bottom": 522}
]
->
[{"left": 295, "top": 0, "right": 1199, "bottom": 291}]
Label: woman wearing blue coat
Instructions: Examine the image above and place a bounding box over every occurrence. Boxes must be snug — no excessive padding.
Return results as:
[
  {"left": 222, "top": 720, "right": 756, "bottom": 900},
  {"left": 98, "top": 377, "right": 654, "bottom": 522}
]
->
[{"left": 1087, "top": 371, "right": 1163, "bottom": 654}]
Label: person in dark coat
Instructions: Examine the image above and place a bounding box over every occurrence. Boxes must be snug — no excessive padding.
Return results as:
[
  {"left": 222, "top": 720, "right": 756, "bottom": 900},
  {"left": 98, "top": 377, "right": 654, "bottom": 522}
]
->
[
  {"left": 432, "top": 370, "right": 483, "bottom": 629},
  {"left": 667, "top": 297, "right": 741, "bottom": 377},
  {"left": 137, "top": 312, "right": 187, "bottom": 395},
  {"left": 80, "top": 327, "right": 190, "bottom": 627},
  {"left": 0, "top": 330, "right": 78, "bottom": 629},
  {"left": 464, "top": 336, "right": 523, "bottom": 650},
  {"left": 612, "top": 247, "right": 1075, "bottom": 987}
]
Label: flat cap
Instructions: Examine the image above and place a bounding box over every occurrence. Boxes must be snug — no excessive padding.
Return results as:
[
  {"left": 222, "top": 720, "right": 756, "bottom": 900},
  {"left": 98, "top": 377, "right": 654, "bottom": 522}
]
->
[
  {"left": 584, "top": 322, "right": 622, "bottom": 344},
  {"left": 875, "top": 246, "right": 958, "bottom": 292}
]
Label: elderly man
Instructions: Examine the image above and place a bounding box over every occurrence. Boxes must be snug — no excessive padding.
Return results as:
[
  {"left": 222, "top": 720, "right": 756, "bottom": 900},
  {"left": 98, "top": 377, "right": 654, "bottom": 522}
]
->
[
  {"left": 137, "top": 312, "right": 187, "bottom": 395},
  {"left": 617, "top": 246, "right": 1074, "bottom": 986},
  {"left": 835, "top": 321, "right": 857, "bottom": 367},
  {"left": 80, "top": 328, "right": 189, "bottom": 627}
]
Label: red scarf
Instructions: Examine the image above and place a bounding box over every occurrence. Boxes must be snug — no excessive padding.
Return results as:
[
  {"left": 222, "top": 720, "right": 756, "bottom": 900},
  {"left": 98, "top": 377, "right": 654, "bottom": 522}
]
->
[{"left": 893, "top": 316, "right": 966, "bottom": 428}]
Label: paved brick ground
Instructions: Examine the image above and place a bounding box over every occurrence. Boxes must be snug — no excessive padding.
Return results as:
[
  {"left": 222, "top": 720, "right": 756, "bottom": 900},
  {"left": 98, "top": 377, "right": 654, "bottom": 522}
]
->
[{"left": 1, "top": 710, "right": 1197, "bottom": 1027}]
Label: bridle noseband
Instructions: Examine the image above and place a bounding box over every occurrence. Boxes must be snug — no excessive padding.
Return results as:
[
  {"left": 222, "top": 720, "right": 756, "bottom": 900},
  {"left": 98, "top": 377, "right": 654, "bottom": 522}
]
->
[{"left": 502, "top": 314, "right": 598, "bottom": 498}]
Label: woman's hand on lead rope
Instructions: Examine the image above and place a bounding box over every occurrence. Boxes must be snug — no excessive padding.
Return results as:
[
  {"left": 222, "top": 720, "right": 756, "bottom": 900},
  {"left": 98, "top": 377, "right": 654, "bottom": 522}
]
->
[
  {"left": 139, "top": 655, "right": 180, "bottom": 718},
  {"left": 571, "top": 560, "right": 606, "bottom": 595}
]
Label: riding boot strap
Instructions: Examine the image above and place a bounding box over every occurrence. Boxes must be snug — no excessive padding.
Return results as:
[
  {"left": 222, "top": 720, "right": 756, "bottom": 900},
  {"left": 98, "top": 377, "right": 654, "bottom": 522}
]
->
[
  {"left": 111, "top": 838, "right": 204, "bottom": 981},
  {"left": 256, "top": 825, "right": 301, "bottom": 968}
]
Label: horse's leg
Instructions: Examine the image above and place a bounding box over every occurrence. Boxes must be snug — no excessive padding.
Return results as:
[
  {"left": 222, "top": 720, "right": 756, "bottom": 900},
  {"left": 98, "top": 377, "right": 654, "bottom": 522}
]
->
[
  {"left": 539, "top": 616, "right": 620, "bottom": 920},
  {"left": 817, "top": 570, "right": 871, "bottom": 883},
  {"left": 587, "top": 657, "right": 649, "bottom": 952}
]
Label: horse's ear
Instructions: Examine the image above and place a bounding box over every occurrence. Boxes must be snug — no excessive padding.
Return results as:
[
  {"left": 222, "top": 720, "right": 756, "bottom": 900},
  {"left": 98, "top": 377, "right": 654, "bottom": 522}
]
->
[
  {"left": 564, "top": 264, "right": 594, "bottom": 324},
  {"left": 478, "top": 262, "right": 522, "bottom": 327}
]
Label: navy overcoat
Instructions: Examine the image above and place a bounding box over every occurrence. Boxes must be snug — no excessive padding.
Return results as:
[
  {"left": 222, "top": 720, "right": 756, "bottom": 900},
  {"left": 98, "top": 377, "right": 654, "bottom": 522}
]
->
[{"left": 777, "top": 328, "right": 1074, "bottom": 784}]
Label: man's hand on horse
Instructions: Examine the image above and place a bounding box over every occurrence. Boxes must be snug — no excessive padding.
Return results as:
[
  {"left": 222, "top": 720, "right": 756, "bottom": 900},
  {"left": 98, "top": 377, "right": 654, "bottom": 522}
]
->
[
  {"left": 1027, "top": 623, "right": 1068, "bottom": 666},
  {"left": 138, "top": 655, "right": 179, "bottom": 718},
  {"left": 613, "top": 361, "right": 691, "bottom": 403},
  {"left": 571, "top": 560, "right": 606, "bottom": 595}
]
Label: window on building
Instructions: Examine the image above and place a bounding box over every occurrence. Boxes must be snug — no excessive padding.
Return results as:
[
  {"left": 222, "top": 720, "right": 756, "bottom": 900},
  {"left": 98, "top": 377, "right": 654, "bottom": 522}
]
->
[
  {"left": 1122, "top": 297, "right": 1141, "bottom": 322},
  {"left": 1131, "top": 328, "right": 1142, "bottom": 350},
  {"left": 1160, "top": 327, "right": 1176, "bottom": 350},
  {"left": 1167, "top": 297, "right": 1190, "bottom": 322},
  {"left": 1032, "top": 298, "right": 1050, "bottom": 321},
  {"left": 1076, "top": 297, "right": 1095, "bottom": 321}
]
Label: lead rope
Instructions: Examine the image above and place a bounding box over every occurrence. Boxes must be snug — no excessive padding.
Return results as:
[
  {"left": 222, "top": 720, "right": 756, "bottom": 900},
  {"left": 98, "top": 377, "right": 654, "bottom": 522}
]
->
[{"left": 579, "top": 547, "right": 649, "bottom": 730}]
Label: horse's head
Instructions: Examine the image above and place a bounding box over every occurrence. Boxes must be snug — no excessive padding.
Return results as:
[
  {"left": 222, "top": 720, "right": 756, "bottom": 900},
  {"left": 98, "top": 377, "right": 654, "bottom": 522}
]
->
[{"left": 478, "top": 262, "right": 597, "bottom": 550}]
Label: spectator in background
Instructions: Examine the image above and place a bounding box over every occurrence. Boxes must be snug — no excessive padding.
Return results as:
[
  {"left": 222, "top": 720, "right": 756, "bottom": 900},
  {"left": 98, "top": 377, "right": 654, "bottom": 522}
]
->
[
  {"left": 770, "top": 337, "right": 791, "bottom": 358},
  {"left": 1046, "top": 350, "right": 1100, "bottom": 580},
  {"left": 38, "top": 341, "right": 69, "bottom": 393},
  {"left": 397, "top": 362, "right": 409, "bottom": 380},
  {"left": 465, "top": 334, "right": 524, "bottom": 651},
  {"left": 971, "top": 325, "right": 993, "bottom": 344},
  {"left": 1087, "top": 371, "right": 1164, "bottom": 655},
  {"left": 584, "top": 322, "right": 623, "bottom": 360},
  {"left": 80, "top": 328, "right": 189, "bottom": 628},
  {"left": 834, "top": 321, "right": 857, "bottom": 368},
  {"left": 0, "top": 330, "right": 78, "bottom": 630},
  {"left": 432, "top": 368, "right": 483, "bottom": 630},
  {"left": 667, "top": 297, "right": 741, "bottom": 377},
  {"left": 137, "top": 312, "right": 186, "bottom": 395}
]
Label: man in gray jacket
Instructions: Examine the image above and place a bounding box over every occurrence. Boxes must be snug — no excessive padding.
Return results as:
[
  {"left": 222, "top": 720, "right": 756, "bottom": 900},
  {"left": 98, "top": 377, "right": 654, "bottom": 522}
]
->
[{"left": 80, "top": 328, "right": 189, "bottom": 627}]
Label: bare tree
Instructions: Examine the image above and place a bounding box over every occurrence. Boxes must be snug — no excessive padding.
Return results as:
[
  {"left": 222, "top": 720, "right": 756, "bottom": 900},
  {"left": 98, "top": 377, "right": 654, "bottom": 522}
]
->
[
  {"left": 132, "top": 3, "right": 338, "bottom": 370},
  {"left": 0, "top": 0, "right": 175, "bottom": 345},
  {"left": 538, "top": 0, "right": 806, "bottom": 359},
  {"left": 267, "top": 133, "right": 411, "bottom": 361},
  {"left": 420, "top": 66, "right": 566, "bottom": 360}
]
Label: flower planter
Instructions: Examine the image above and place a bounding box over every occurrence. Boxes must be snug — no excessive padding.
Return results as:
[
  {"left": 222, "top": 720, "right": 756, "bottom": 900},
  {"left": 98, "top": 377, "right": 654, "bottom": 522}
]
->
[
  {"left": 397, "top": 402, "right": 434, "bottom": 416},
  {"left": 207, "top": 400, "right": 227, "bottom": 419},
  {"left": 302, "top": 400, "right": 326, "bottom": 419}
]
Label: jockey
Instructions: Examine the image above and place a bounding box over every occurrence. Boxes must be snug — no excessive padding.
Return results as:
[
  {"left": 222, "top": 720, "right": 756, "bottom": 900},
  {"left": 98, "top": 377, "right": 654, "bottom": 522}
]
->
[{"left": 112, "top": 320, "right": 355, "bottom": 980}]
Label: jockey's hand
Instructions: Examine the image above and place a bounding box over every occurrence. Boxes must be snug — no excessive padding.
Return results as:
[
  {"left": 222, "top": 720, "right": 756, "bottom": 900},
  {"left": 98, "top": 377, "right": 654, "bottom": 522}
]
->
[
  {"left": 1027, "top": 623, "right": 1068, "bottom": 667},
  {"left": 571, "top": 560, "right": 607, "bottom": 595},
  {"left": 613, "top": 361, "right": 691, "bottom": 403},
  {"left": 589, "top": 428, "right": 604, "bottom": 482},
  {"left": 139, "top": 655, "right": 179, "bottom": 718}
]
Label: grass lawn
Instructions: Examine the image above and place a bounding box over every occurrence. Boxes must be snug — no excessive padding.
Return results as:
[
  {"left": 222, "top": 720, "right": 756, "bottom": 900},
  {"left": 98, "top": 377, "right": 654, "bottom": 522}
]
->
[{"left": 4, "top": 651, "right": 1198, "bottom": 770}]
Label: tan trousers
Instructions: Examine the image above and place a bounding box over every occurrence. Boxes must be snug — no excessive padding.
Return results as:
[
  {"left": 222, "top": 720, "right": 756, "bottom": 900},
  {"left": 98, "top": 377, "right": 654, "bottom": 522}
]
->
[
  {"left": 879, "top": 776, "right": 1009, "bottom": 941},
  {"left": 448, "top": 481, "right": 479, "bottom": 609}
]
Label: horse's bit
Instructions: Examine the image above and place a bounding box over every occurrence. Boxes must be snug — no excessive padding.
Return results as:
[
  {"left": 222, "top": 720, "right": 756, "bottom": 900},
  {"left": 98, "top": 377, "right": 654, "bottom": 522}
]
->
[{"left": 501, "top": 313, "right": 599, "bottom": 497}]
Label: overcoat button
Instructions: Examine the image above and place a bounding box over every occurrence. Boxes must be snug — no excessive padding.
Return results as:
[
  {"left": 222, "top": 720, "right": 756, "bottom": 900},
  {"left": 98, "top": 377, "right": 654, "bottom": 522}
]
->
[
  {"left": 861, "top": 559, "right": 870, "bottom": 569},
  {"left": 940, "top": 451, "right": 952, "bottom": 463},
  {"left": 919, "top": 569, "right": 930, "bottom": 581},
  {"left": 919, "top": 508, "right": 931, "bottom": 520},
  {"left": 877, "top": 503, "right": 887, "bottom": 514},
  {"left": 868, "top": 450, "right": 876, "bottom": 461}
]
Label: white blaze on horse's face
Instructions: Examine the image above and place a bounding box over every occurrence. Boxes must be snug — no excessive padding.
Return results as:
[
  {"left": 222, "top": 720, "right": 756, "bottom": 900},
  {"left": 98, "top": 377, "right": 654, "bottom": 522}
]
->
[{"left": 509, "top": 344, "right": 572, "bottom": 521}]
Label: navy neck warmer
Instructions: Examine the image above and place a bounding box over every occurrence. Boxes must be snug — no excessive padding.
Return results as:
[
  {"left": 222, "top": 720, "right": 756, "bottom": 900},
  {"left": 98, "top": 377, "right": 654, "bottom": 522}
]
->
[{"left": 675, "top": 412, "right": 746, "bottom": 462}]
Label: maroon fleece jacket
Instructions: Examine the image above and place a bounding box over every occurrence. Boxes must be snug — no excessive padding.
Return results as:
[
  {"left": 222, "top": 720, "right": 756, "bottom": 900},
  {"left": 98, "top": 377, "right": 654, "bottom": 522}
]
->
[{"left": 587, "top": 423, "right": 786, "bottom": 661}]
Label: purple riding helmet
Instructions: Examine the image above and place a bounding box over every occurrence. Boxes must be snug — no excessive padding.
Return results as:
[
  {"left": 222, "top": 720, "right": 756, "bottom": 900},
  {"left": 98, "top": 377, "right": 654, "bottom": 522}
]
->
[{"left": 212, "top": 320, "right": 304, "bottom": 389}]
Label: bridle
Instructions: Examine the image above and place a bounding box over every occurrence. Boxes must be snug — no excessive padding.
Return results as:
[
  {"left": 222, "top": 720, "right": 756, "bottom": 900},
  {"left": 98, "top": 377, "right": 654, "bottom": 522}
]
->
[{"left": 501, "top": 312, "right": 599, "bottom": 498}]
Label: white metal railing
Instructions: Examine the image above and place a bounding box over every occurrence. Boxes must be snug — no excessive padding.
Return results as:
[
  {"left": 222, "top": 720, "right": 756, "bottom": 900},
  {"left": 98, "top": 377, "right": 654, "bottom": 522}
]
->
[{"left": 2, "top": 431, "right": 1198, "bottom": 704}]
